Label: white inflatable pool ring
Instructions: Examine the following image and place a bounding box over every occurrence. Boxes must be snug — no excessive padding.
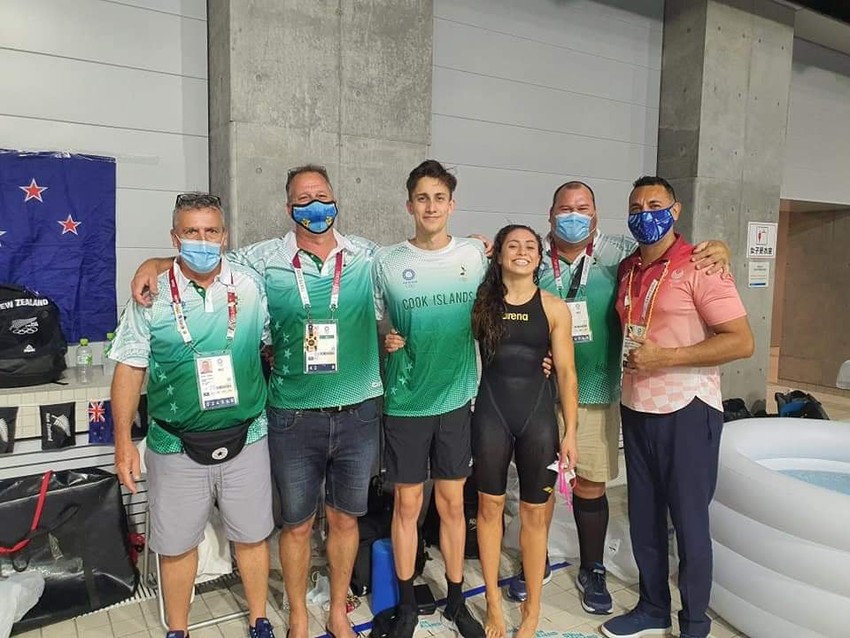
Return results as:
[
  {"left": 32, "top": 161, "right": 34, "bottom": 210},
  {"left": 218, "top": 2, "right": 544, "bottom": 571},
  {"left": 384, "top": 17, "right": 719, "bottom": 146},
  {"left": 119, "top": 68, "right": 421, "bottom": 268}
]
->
[{"left": 710, "top": 417, "right": 850, "bottom": 638}]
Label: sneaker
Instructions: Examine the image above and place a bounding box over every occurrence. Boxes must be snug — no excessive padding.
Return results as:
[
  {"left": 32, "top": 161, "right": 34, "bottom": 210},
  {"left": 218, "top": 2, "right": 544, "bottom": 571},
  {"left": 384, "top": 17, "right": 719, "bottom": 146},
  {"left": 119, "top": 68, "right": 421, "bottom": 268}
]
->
[
  {"left": 389, "top": 606, "right": 419, "bottom": 638},
  {"left": 506, "top": 559, "right": 552, "bottom": 602},
  {"left": 443, "top": 601, "right": 485, "bottom": 638},
  {"left": 600, "top": 608, "right": 672, "bottom": 638},
  {"left": 575, "top": 562, "right": 613, "bottom": 614},
  {"left": 249, "top": 617, "right": 276, "bottom": 638},
  {"left": 165, "top": 632, "right": 187, "bottom": 638}
]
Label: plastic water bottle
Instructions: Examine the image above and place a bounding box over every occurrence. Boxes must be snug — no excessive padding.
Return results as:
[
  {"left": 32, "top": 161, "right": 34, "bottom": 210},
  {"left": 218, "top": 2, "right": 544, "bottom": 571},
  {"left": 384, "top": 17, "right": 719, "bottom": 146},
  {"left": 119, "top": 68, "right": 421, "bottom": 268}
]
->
[
  {"left": 76, "top": 338, "right": 93, "bottom": 384},
  {"left": 103, "top": 332, "right": 116, "bottom": 377}
]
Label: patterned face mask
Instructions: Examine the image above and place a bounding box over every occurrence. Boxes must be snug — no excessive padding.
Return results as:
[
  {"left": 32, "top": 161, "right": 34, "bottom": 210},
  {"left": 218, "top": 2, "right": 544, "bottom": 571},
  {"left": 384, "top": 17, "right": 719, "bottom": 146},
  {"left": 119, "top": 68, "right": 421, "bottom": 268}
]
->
[
  {"left": 627, "top": 206, "right": 675, "bottom": 245},
  {"left": 291, "top": 200, "right": 338, "bottom": 234}
]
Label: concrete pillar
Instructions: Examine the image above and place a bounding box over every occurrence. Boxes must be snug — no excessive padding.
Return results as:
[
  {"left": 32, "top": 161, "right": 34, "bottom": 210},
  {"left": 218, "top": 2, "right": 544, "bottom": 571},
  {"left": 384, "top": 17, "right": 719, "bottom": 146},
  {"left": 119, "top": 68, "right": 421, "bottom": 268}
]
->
[
  {"left": 658, "top": 0, "right": 795, "bottom": 405},
  {"left": 208, "top": 0, "right": 433, "bottom": 247}
]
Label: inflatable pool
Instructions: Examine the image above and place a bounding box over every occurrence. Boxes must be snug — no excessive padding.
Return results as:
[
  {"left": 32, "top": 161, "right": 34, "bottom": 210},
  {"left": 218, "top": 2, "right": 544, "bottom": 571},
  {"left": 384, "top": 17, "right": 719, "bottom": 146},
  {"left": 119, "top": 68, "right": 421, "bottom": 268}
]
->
[{"left": 710, "top": 418, "right": 850, "bottom": 638}]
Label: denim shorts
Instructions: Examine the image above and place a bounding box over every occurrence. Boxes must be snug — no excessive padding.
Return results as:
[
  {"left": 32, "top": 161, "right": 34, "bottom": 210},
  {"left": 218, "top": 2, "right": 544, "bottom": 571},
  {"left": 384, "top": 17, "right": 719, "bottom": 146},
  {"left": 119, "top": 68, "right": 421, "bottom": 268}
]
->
[{"left": 267, "top": 399, "right": 380, "bottom": 526}]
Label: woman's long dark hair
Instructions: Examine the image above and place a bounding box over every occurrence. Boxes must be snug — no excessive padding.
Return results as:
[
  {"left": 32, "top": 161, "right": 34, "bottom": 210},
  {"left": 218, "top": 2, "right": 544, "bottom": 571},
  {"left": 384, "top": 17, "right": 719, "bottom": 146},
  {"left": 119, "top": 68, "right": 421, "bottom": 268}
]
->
[{"left": 472, "top": 224, "right": 543, "bottom": 361}]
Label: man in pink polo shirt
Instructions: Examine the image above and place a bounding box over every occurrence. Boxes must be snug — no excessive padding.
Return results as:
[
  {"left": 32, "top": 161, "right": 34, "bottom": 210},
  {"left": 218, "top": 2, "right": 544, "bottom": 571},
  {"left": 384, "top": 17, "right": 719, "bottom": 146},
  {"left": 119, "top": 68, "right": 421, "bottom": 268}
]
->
[{"left": 601, "top": 176, "right": 754, "bottom": 638}]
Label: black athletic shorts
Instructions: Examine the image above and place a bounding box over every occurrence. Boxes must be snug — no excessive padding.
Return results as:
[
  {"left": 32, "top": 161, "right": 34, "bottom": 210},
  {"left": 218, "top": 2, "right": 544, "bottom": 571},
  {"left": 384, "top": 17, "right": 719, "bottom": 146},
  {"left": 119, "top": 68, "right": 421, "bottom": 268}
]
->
[{"left": 383, "top": 402, "right": 473, "bottom": 484}]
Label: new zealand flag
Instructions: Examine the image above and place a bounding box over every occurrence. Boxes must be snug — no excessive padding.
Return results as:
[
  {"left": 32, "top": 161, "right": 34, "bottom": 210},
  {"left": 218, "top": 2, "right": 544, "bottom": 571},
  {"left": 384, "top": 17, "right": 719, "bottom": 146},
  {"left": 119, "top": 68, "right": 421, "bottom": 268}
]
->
[
  {"left": 88, "top": 399, "right": 114, "bottom": 445},
  {"left": 0, "top": 150, "right": 116, "bottom": 342}
]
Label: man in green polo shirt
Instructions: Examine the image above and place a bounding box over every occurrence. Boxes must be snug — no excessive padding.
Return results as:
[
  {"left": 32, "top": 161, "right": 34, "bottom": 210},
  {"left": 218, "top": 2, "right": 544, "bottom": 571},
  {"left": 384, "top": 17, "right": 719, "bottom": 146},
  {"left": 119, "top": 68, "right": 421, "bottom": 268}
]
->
[
  {"left": 130, "top": 168, "right": 381, "bottom": 638},
  {"left": 112, "top": 193, "right": 276, "bottom": 638},
  {"left": 506, "top": 181, "right": 728, "bottom": 616}
]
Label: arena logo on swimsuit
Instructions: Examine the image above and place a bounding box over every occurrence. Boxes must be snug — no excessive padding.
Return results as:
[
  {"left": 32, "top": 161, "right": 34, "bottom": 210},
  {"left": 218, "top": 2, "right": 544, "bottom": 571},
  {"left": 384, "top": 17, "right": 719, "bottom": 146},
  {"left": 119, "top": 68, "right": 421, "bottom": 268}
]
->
[{"left": 502, "top": 311, "right": 529, "bottom": 321}]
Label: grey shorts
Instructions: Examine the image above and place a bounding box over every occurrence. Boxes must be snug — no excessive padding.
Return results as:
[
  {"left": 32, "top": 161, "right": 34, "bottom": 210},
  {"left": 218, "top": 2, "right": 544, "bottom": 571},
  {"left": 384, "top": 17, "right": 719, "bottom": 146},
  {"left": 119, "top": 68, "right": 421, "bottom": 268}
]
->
[{"left": 145, "top": 437, "right": 274, "bottom": 556}]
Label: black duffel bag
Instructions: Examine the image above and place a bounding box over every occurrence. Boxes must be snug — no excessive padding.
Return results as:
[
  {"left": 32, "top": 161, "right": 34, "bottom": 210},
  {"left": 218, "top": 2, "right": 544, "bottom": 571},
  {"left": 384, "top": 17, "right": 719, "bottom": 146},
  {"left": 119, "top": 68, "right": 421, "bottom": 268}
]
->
[{"left": 0, "top": 468, "right": 138, "bottom": 633}]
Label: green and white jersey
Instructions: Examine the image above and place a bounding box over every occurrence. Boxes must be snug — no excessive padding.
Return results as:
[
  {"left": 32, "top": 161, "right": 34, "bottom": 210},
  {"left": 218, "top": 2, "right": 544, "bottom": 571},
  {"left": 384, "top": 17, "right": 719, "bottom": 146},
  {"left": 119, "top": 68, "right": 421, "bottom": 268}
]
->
[
  {"left": 373, "top": 238, "right": 488, "bottom": 417},
  {"left": 538, "top": 231, "right": 635, "bottom": 406},
  {"left": 110, "top": 260, "right": 270, "bottom": 454},
  {"left": 230, "top": 230, "right": 383, "bottom": 409}
]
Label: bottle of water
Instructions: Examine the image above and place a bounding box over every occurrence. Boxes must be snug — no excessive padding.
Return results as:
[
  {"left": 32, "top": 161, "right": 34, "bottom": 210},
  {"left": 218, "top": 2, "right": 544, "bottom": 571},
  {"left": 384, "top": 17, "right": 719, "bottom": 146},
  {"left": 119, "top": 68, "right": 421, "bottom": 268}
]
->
[
  {"left": 103, "top": 332, "right": 116, "bottom": 377},
  {"left": 76, "top": 338, "right": 93, "bottom": 384}
]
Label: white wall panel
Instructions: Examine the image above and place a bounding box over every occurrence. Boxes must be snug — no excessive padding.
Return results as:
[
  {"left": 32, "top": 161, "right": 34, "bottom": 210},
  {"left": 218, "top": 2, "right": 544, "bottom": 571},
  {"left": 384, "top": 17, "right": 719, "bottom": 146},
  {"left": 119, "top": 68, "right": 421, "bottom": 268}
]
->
[
  {"left": 0, "top": 0, "right": 207, "bottom": 77},
  {"left": 782, "top": 40, "right": 850, "bottom": 206},
  {"left": 449, "top": 165, "right": 634, "bottom": 223},
  {"left": 434, "top": 18, "right": 661, "bottom": 109},
  {"left": 431, "top": 0, "right": 662, "bottom": 238},
  {"left": 433, "top": 116, "right": 655, "bottom": 182},
  {"left": 0, "top": 50, "right": 208, "bottom": 136},
  {"left": 104, "top": 0, "right": 206, "bottom": 20},
  {"left": 0, "top": 115, "right": 208, "bottom": 192},
  {"left": 433, "top": 67, "right": 659, "bottom": 147},
  {"left": 116, "top": 189, "right": 183, "bottom": 248},
  {"left": 435, "top": 0, "right": 662, "bottom": 68}
]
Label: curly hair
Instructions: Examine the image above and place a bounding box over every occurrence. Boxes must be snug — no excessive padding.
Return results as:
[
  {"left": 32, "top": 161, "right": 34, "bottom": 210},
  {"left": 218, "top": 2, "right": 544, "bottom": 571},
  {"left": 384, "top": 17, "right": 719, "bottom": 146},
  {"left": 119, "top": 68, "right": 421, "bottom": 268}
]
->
[{"left": 472, "top": 224, "right": 543, "bottom": 361}]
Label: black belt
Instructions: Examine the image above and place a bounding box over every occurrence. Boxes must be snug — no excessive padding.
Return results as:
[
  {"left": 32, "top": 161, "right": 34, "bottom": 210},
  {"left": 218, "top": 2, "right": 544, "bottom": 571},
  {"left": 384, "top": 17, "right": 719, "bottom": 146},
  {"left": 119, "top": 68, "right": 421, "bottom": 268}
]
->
[{"left": 309, "top": 401, "right": 364, "bottom": 414}]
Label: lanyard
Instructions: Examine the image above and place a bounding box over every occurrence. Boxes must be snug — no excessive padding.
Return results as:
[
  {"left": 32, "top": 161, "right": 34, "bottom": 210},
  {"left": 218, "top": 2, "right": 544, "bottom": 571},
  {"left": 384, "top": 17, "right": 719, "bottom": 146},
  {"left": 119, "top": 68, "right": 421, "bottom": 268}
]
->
[
  {"left": 292, "top": 251, "right": 344, "bottom": 321},
  {"left": 625, "top": 261, "right": 669, "bottom": 331},
  {"left": 168, "top": 268, "right": 237, "bottom": 349},
  {"left": 550, "top": 239, "right": 593, "bottom": 300}
]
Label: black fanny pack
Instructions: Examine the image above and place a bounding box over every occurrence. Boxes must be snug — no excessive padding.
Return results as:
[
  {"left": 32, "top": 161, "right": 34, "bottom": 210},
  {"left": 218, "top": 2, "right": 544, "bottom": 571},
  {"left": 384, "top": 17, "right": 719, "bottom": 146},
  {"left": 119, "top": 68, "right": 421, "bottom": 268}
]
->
[{"left": 154, "top": 418, "right": 256, "bottom": 465}]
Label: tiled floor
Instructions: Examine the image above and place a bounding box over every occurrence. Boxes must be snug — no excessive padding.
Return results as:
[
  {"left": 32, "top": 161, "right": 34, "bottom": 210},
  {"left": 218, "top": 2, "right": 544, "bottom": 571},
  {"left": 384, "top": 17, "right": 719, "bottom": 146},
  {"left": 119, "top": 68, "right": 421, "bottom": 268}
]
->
[
  {"left": 12, "top": 482, "right": 746, "bottom": 638},
  {"left": 16, "top": 383, "right": 850, "bottom": 638},
  {"left": 13, "top": 549, "right": 746, "bottom": 638}
]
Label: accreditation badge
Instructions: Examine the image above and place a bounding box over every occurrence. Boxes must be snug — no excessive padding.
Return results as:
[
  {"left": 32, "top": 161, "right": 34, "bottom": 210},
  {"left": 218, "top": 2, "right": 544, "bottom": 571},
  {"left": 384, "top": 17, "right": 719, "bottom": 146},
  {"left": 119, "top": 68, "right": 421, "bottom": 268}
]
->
[
  {"left": 304, "top": 320, "right": 338, "bottom": 374},
  {"left": 621, "top": 324, "right": 646, "bottom": 372},
  {"left": 566, "top": 300, "right": 593, "bottom": 343},
  {"left": 195, "top": 352, "right": 239, "bottom": 410}
]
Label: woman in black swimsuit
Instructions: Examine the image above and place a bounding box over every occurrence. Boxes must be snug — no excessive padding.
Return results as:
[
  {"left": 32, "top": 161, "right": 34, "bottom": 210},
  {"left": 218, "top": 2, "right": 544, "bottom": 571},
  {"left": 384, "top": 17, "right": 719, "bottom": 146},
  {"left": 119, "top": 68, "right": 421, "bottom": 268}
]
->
[{"left": 471, "top": 225, "right": 579, "bottom": 638}]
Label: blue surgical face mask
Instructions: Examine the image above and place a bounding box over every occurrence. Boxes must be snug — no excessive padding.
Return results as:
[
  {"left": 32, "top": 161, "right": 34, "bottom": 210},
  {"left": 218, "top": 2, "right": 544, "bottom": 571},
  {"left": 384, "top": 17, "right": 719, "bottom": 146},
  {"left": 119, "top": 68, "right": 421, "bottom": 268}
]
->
[
  {"left": 628, "top": 206, "right": 676, "bottom": 245},
  {"left": 554, "top": 212, "right": 592, "bottom": 244},
  {"left": 291, "top": 200, "right": 338, "bottom": 234},
  {"left": 178, "top": 238, "right": 222, "bottom": 274}
]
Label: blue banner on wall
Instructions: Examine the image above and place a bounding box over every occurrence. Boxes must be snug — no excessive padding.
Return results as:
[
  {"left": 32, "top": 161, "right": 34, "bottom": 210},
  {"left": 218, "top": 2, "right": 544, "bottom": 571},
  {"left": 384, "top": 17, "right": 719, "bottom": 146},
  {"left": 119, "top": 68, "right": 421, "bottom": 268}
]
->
[{"left": 0, "top": 150, "right": 117, "bottom": 342}]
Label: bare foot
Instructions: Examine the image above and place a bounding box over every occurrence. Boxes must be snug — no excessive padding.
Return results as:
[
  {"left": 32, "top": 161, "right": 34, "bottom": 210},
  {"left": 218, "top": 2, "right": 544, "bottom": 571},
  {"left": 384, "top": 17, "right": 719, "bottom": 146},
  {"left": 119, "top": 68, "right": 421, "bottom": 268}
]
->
[
  {"left": 514, "top": 602, "right": 539, "bottom": 638},
  {"left": 484, "top": 598, "right": 507, "bottom": 638},
  {"left": 287, "top": 610, "right": 310, "bottom": 638},
  {"left": 327, "top": 607, "right": 356, "bottom": 638}
]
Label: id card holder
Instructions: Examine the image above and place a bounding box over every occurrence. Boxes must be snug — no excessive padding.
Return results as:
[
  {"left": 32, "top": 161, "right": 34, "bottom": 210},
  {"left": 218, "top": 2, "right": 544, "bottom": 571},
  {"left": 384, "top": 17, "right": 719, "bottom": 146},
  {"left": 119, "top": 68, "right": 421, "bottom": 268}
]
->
[
  {"left": 195, "top": 352, "right": 239, "bottom": 410},
  {"left": 621, "top": 324, "right": 646, "bottom": 371},
  {"left": 304, "top": 320, "right": 338, "bottom": 374},
  {"left": 566, "top": 300, "right": 593, "bottom": 343}
]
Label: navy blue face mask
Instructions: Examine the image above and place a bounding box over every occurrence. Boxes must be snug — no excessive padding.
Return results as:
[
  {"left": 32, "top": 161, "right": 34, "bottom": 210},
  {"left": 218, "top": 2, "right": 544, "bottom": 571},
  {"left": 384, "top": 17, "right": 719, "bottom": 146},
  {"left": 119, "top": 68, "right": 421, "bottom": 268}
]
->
[
  {"left": 291, "top": 200, "right": 338, "bottom": 234},
  {"left": 628, "top": 206, "right": 676, "bottom": 245}
]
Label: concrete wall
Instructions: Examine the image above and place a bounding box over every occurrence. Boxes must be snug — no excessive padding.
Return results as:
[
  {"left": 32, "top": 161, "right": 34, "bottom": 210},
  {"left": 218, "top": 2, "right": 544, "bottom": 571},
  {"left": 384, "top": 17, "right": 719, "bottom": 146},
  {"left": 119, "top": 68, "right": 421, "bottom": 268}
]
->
[
  {"left": 779, "top": 208, "right": 850, "bottom": 387},
  {"left": 782, "top": 39, "right": 850, "bottom": 206},
  {"left": 209, "top": 0, "right": 433, "bottom": 248},
  {"left": 0, "top": 0, "right": 209, "bottom": 313},
  {"left": 429, "top": 0, "right": 663, "bottom": 239},
  {"left": 658, "top": 0, "right": 795, "bottom": 405}
]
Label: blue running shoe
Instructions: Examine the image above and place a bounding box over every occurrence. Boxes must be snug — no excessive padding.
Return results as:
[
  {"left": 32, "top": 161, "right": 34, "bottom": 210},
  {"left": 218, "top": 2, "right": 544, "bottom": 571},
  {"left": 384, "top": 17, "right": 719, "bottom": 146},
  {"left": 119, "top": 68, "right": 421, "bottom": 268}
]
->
[
  {"left": 600, "top": 608, "right": 672, "bottom": 638},
  {"left": 249, "top": 617, "right": 276, "bottom": 638},
  {"left": 576, "top": 562, "right": 613, "bottom": 614},
  {"left": 506, "top": 558, "right": 552, "bottom": 602},
  {"left": 165, "top": 632, "right": 187, "bottom": 638}
]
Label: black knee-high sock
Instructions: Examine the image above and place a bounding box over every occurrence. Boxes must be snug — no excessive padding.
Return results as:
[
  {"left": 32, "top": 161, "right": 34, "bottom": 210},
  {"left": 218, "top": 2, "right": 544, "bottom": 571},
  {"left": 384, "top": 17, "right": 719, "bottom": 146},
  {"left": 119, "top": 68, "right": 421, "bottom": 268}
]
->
[
  {"left": 398, "top": 576, "right": 417, "bottom": 612},
  {"left": 573, "top": 493, "right": 609, "bottom": 569}
]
